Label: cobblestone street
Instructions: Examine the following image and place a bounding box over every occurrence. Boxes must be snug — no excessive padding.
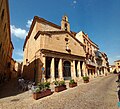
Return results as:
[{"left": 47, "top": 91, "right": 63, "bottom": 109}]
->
[{"left": 0, "top": 74, "right": 118, "bottom": 109}]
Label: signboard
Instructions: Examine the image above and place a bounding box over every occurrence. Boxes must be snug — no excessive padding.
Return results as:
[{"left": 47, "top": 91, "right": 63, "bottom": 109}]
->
[
  {"left": 41, "top": 67, "right": 45, "bottom": 71},
  {"left": 118, "top": 102, "right": 120, "bottom": 108}
]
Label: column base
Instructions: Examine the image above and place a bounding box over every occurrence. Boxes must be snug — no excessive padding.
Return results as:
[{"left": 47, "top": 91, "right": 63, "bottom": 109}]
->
[
  {"left": 51, "top": 78, "right": 55, "bottom": 82},
  {"left": 59, "top": 77, "right": 64, "bottom": 81},
  {"left": 71, "top": 76, "right": 77, "bottom": 81}
]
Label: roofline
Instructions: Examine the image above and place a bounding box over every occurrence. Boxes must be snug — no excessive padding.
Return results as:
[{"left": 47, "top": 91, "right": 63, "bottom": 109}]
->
[
  {"left": 23, "top": 16, "right": 61, "bottom": 50},
  {"left": 10, "top": 40, "right": 14, "bottom": 49},
  {"left": 35, "top": 16, "right": 61, "bottom": 29},
  {"left": 109, "top": 65, "right": 115, "bottom": 67},
  {"left": 114, "top": 60, "right": 120, "bottom": 62},
  {"left": 81, "top": 31, "right": 99, "bottom": 48},
  {"left": 27, "top": 16, "right": 61, "bottom": 39}
]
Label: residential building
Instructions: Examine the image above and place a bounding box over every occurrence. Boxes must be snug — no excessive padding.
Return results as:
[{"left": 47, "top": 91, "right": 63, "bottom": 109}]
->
[
  {"left": 109, "top": 65, "right": 116, "bottom": 73},
  {"left": 15, "top": 62, "right": 22, "bottom": 77},
  {"left": 114, "top": 60, "right": 120, "bottom": 72},
  {"left": 76, "top": 31, "right": 109, "bottom": 77},
  {"left": 0, "top": 0, "right": 14, "bottom": 83},
  {"left": 101, "top": 52, "right": 109, "bottom": 75},
  {"left": 76, "top": 31, "right": 99, "bottom": 77},
  {"left": 23, "top": 15, "right": 86, "bottom": 83}
]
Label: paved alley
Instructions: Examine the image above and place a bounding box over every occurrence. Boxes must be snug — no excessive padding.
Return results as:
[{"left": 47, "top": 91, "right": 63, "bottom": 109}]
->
[{"left": 0, "top": 74, "right": 118, "bottom": 109}]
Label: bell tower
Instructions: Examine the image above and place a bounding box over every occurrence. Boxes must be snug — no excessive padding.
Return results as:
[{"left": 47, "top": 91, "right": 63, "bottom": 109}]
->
[{"left": 61, "top": 15, "right": 70, "bottom": 32}]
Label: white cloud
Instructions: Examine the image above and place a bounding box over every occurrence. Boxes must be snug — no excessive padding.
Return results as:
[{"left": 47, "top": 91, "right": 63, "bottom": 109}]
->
[
  {"left": 15, "top": 50, "right": 23, "bottom": 57},
  {"left": 73, "top": 0, "right": 77, "bottom": 4},
  {"left": 14, "top": 49, "right": 23, "bottom": 62},
  {"left": 71, "top": 0, "right": 77, "bottom": 8},
  {"left": 11, "top": 25, "right": 28, "bottom": 39},
  {"left": 26, "top": 19, "right": 33, "bottom": 28}
]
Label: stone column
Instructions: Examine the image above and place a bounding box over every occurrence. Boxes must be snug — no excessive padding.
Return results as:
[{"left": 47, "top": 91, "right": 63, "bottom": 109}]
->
[
  {"left": 58, "top": 59, "right": 63, "bottom": 80},
  {"left": 77, "top": 61, "right": 81, "bottom": 78},
  {"left": 91, "top": 69, "right": 94, "bottom": 78},
  {"left": 71, "top": 60, "right": 76, "bottom": 80},
  {"left": 97, "top": 69, "right": 99, "bottom": 76},
  {"left": 50, "top": 58, "right": 55, "bottom": 82},
  {"left": 82, "top": 61, "right": 87, "bottom": 76},
  {"left": 94, "top": 68, "right": 96, "bottom": 77}
]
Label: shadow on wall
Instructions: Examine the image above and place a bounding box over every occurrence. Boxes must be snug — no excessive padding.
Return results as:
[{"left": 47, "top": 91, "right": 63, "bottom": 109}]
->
[{"left": 22, "top": 58, "right": 43, "bottom": 83}]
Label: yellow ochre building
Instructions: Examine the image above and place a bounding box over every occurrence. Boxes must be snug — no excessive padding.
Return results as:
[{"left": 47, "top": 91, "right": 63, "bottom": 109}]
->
[{"left": 22, "top": 15, "right": 109, "bottom": 83}]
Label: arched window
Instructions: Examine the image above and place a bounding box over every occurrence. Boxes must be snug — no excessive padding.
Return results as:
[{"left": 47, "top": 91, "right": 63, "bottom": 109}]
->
[
  {"left": 65, "top": 17, "right": 66, "bottom": 21},
  {"left": 65, "top": 23, "right": 67, "bottom": 31},
  {"left": 1, "top": 9, "right": 4, "bottom": 20}
]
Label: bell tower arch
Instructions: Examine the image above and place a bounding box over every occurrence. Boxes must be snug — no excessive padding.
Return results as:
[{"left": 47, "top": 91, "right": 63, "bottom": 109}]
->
[{"left": 61, "top": 15, "right": 70, "bottom": 32}]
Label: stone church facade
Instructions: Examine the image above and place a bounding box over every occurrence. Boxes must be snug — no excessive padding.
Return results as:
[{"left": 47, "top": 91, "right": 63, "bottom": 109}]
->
[
  {"left": 23, "top": 16, "right": 86, "bottom": 82},
  {"left": 23, "top": 15, "right": 109, "bottom": 83}
]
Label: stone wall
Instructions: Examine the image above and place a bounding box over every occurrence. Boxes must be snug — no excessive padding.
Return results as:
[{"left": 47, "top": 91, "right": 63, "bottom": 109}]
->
[{"left": 39, "top": 33, "right": 85, "bottom": 57}]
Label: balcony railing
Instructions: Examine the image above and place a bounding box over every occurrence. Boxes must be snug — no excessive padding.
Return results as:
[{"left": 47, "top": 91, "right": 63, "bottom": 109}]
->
[{"left": 86, "top": 60, "right": 96, "bottom": 66}]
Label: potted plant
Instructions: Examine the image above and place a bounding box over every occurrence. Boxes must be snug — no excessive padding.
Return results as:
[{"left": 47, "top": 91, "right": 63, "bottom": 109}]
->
[
  {"left": 83, "top": 76, "right": 89, "bottom": 83},
  {"left": 69, "top": 79, "right": 77, "bottom": 88},
  {"left": 32, "top": 82, "right": 51, "bottom": 100},
  {"left": 54, "top": 80, "right": 67, "bottom": 92}
]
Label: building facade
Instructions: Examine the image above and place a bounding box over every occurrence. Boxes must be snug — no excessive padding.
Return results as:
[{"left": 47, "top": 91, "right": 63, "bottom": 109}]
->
[
  {"left": 23, "top": 16, "right": 86, "bottom": 83},
  {"left": 114, "top": 60, "right": 120, "bottom": 73},
  {"left": 109, "top": 65, "right": 115, "bottom": 73},
  {"left": 101, "top": 52, "right": 109, "bottom": 75},
  {"left": 76, "top": 31, "right": 109, "bottom": 77},
  {"left": 0, "top": 0, "right": 14, "bottom": 84},
  {"left": 23, "top": 15, "right": 110, "bottom": 83},
  {"left": 15, "top": 61, "right": 22, "bottom": 77}
]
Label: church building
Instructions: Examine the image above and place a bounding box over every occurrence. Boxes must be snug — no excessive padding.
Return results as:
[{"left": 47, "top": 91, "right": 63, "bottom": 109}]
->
[{"left": 23, "top": 15, "right": 86, "bottom": 83}]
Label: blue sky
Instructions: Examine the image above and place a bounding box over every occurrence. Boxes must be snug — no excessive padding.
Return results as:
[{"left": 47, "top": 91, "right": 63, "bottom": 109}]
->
[{"left": 9, "top": 0, "right": 120, "bottom": 65}]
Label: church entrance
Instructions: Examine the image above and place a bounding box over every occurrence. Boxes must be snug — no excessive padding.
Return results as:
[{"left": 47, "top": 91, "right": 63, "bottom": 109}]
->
[{"left": 63, "top": 61, "right": 71, "bottom": 80}]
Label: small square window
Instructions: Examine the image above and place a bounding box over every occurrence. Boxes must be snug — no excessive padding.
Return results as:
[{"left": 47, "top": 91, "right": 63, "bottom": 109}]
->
[{"left": 1, "top": 9, "right": 4, "bottom": 20}]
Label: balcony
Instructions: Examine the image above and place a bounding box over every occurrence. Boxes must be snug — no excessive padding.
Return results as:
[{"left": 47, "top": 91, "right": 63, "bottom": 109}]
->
[{"left": 86, "top": 60, "right": 96, "bottom": 66}]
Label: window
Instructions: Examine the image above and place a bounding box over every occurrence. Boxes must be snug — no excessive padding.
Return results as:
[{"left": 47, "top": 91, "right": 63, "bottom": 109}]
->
[
  {"left": 84, "top": 46, "right": 86, "bottom": 52},
  {"left": 65, "top": 23, "right": 67, "bottom": 31},
  {"left": 87, "top": 42, "right": 89, "bottom": 46},
  {"left": 84, "top": 39, "right": 86, "bottom": 43},
  {"left": 1, "top": 9, "right": 4, "bottom": 20},
  {"left": 90, "top": 50, "right": 92, "bottom": 54},
  {"left": 65, "top": 17, "right": 66, "bottom": 21},
  {"left": 88, "top": 48, "right": 89, "bottom": 53},
  {"left": 26, "top": 59, "right": 28, "bottom": 62},
  {"left": 4, "top": 23, "right": 6, "bottom": 32}
]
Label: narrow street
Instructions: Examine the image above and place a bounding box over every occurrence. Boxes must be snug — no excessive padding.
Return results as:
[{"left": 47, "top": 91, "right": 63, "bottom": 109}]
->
[{"left": 0, "top": 74, "right": 118, "bottom": 109}]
